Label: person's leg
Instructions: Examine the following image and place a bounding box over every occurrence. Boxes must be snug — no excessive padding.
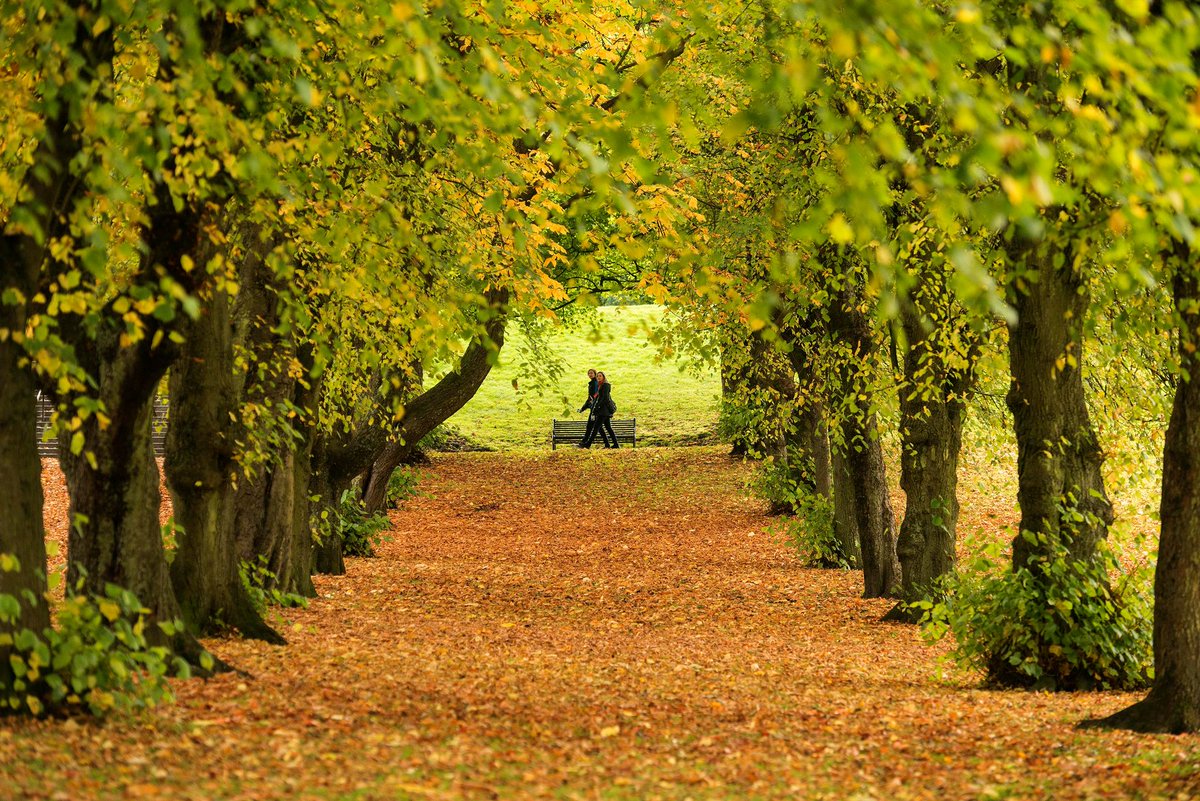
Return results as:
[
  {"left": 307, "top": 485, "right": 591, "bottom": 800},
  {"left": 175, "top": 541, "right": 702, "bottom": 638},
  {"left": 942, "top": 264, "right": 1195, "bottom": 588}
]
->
[
  {"left": 595, "top": 417, "right": 612, "bottom": 447},
  {"left": 602, "top": 418, "right": 618, "bottom": 447},
  {"left": 579, "top": 415, "right": 597, "bottom": 447}
]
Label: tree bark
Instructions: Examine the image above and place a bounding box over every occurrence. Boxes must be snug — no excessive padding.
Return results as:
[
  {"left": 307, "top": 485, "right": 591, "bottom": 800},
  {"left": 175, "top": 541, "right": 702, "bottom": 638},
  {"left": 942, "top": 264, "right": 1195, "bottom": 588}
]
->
[
  {"left": 1005, "top": 243, "right": 1112, "bottom": 567},
  {"left": 61, "top": 330, "right": 213, "bottom": 667},
  {"left": 288, "top": 369, "right": 319, "bottom": 597},
  {"left": 830, "top": 446, "right": 862, "bottom": 568},
  {"left": 0, "top": 0, "right": 115, "bottom": 650},
  {"left": 796, "top": 403, "right": 832, "bottom": 500},
  {"left": 1086, "top": 248, "right": 1200, "bottom": 733},
  {"left": 359, "top": 288, "right": 510, "bottom": 514},
  {"left": 885, "top": 292, "right": 978, "bottom": 622},
  {"left": 165, "top": 287, "right": 284, "bottom": 643},
  {"left": 310, "top": 434, "right": 346, "bottom": 576},
  {"left": 0, "top": 343, "right": 49, "bottom": 640},
  {"left": 62, "top": 149, "right": 219, "bottom": 670},
  {"left": 227, "top": 244, "right": 318, "bottom": 597},
  {"left": 781, "top": 323, "right": 833, "bottom": 500},
  {"left": 826, "top": 279, "right": 899, "bottom": 597}
]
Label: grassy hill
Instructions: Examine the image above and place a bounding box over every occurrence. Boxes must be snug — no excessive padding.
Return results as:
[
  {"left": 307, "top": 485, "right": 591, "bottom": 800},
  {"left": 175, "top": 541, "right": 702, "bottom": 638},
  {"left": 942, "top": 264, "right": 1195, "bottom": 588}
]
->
[{"left": 448, "top": 305, "right": 721, "bottom": 450}]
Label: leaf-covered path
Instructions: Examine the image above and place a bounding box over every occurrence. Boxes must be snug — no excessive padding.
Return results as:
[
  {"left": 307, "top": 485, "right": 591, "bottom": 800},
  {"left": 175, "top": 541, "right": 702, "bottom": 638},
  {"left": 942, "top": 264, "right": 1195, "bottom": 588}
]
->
[{"left": 4, "top": 448, "right": 1198, "bottom": 800}]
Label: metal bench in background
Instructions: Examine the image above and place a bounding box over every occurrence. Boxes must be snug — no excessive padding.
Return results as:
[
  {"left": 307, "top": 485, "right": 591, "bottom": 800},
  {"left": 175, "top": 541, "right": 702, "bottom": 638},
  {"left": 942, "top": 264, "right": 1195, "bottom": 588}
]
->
[{"left": 551, "top": 418, "right": 636, "bottom": 449}]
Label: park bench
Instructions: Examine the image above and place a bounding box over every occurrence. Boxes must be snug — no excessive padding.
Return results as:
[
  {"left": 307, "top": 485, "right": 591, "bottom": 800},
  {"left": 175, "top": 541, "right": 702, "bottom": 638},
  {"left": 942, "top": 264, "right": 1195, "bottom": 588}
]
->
[
  {"left": 34, "top": 392, "right": 170, "bottom": 457},
  {"left": 551, "top": 418, "right": 637, "bottom": 449}
]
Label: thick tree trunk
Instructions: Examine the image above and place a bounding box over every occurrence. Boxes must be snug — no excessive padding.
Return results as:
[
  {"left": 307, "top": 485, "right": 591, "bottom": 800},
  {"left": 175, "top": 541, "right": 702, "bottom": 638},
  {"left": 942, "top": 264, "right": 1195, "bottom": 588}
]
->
[
  {"left": 796, "top": 404, "right": 832, "bottom": 500},
  {"left": 1005, "top": 245, "right": 1112, "bottom": 567},
  {"left": 359, "top": 289, "right": 509, "bottom": 514},
  {"left": 228, "top": 249, "right": 318, "bottom": 597},
  {"left": 0, "top": 345, "right": 49, "bottom": 640},
  {"left": 289, "top": 441, "right": 317, "bottom": 596},
  {"left": 887, "top": 399, "right": 964, "bottom": 619},
  {"left": 826, "top": 279, "right": 899, "bottom": 597},
  {"left": 841, "top": 409, "right": 899, "bottom": 597},
  {"left": 61, "top": 333, "right": 212, "bottom": 667},
  {"left": 310, "top": 436, "right": 346, "bottom": 576},
  {"left": 830, "top": 447, "right": 862, "bottom": 568},
  {"left": 281, "top": 346, "right": 321, "bottom": 596},
  {"left": 166, "top": 288, "right": 283, "bottom": 643},
  {"left": 0, "top": 1, "right": 115, "bottom": 650},
  {"left": 62, "top": 126, "right": 222, "bottom": 669},
  {"left": 885, "top": 297, "right": 976, "bottom": 622},
  {"left": 1087, "top": 253, "right": 1200, "bottom": 733},
  {"left": 782, "top": 324, "right": 833, "bottom": 500}
]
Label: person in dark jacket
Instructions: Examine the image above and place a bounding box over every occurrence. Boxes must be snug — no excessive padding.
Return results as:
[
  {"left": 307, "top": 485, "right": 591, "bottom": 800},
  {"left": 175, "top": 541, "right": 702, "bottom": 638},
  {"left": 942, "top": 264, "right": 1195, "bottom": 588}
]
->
[
  {"left": 582, "top": 371, "right": 618, "bottom": 448},
  {"left": 577, "top": 369, "right": 599, "bottom": 448}
]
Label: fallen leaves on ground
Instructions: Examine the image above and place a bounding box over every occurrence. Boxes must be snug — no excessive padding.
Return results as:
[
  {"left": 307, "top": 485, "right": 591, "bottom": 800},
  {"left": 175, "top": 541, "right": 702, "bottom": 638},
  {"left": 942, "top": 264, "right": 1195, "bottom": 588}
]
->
[{"left": 3, "top": 447, "right": 1197, "bottom": 801}]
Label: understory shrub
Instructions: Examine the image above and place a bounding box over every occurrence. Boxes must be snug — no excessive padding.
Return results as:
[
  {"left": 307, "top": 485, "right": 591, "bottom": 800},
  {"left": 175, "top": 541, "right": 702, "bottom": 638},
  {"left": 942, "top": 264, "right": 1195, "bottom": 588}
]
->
[
  {"left": 239, "top": 555, "right": 310, "bottom": 616},
  {"left": 718, "top": 394, "right": 776, "bottom": 456},
  {"left": 0, "top": 567, "right": 190, "bottom": 716},
  {"left": 333, "top": 490, "right": 391, "bottom": 557},
  {"left": 754, "top": 455, "right": 846, "bottom": 568},
  {"left": 770, "top": 494, "right": 846, "bottom": 569},
  {"left": 385, "top": 467, "right": 421, "bottom": 509},
  {"left": 914, "top": 533, "right": 1153, "bottom": 691}
]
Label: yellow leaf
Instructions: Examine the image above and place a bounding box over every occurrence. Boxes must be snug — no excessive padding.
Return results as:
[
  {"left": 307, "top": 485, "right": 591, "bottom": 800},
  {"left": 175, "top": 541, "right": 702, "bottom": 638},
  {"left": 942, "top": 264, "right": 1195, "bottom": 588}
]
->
[
  {"left": 98, "top": 600, "right": 121, "bottom": 622},
  {"left": 827, "top": 214, "right": 853, "bottom": 245}
]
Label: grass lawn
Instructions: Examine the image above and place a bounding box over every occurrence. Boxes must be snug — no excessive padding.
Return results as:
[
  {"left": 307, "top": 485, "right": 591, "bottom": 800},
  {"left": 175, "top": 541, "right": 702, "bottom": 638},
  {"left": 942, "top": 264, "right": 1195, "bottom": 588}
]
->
[{"left": 449, "top": 304, "right": 720, "bottom": 450}]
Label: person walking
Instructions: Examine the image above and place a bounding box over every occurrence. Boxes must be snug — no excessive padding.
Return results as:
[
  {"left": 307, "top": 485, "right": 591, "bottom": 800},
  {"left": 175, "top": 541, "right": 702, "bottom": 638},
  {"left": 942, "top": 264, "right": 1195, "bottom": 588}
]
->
[
  {"left": 584, "top": 371, "right": 619, "bottom": 448},
  {"left": 577, "top": 368, "right": 599, "bottom": 448}
]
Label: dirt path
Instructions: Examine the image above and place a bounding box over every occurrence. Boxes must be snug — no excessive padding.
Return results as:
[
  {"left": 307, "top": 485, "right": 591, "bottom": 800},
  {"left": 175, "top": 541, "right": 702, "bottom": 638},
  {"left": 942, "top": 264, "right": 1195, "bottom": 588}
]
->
[{"left": 3, "top": 448, "right": 1198, "bottom": 800}]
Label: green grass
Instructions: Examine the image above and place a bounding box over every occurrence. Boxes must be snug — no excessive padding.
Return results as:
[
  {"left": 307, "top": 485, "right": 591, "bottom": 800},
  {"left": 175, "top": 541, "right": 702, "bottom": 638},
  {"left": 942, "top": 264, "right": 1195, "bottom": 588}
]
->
[{"left": 447, "top": 305, "right": 720, "bottom": 450}]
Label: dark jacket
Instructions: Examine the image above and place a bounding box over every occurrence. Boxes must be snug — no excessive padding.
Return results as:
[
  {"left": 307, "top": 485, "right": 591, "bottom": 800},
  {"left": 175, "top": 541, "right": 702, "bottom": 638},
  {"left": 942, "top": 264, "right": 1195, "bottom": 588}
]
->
[
  {"left": 594, "top": 382, "right": 615, "bottom": 419},
  {"left": 579, "top": 378, "right": 599, "bottom": 413}
]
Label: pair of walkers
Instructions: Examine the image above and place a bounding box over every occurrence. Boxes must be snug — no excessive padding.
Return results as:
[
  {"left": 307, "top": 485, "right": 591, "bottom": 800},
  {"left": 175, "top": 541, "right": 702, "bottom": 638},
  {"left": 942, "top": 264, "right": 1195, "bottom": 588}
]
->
[{"left": 577, "top": 369, "right": 619, "bottom": 448}]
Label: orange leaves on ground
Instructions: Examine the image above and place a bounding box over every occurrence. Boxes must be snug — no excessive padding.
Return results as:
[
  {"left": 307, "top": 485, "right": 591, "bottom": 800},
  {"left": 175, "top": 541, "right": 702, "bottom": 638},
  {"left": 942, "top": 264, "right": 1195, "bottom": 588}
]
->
[{"left": 4, "top": 447, "right": 1198, "bottom": 800}]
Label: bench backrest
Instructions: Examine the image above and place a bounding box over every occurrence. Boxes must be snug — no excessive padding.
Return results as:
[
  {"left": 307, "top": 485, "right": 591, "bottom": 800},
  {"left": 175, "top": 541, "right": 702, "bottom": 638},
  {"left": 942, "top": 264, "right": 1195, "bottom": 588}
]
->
[
  {"left": 552, "top": 419, "right": 635, "bottom": 433},
  {"left": 551, "top": 418, "right": 636, "bottom": 447},
  {"left": 34, "top": 393, "right": 170, "bottom": 457}
]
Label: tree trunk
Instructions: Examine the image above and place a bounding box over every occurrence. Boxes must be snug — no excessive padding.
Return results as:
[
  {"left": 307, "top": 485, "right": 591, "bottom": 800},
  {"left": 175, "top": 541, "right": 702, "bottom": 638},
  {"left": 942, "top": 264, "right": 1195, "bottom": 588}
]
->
[
  {"left": 720, "top": 329, "right": 751, "bottom": 457},
  {"left": 61, "top": 332, "right": 213, "bottom": 667},
  {"left": 798, "top": 404, "right": 832, "bottom": 500},
  {"left": 885, "top": 294, "right": 977, "bottom": 622},
  {"left": 359, "top": 289, "right": 509, "bottom": 514},
  {"left": 830, "top": 446, "right": 862, "bottom": 568},
  {"left": 781, "top": 323, "right": 833, "bottom": 500},
  {"left": 826, "top": 278, "right": 899, "bottom": 597},
  {"left": 1086, "top": 250, "right": 1200, "bottom": 733},
  {"left": 0, "top": 344, "right": 49, "bottom": 641},
  {"left": 289, "top": 423, "right": 317, "bottom": 597},
  {"left": 228, "top": 248, "right": 319, "bottom": 597},
  {"left": 281, "top": 345, "right": 322, "bottom": 596},
  {"left": 842, "top": 408, "right": 899, "bottom": 597},
  {"left": 0, "top": 0, "right": 116, "bottom": 651},
  {"left": 310, "top": 434, "right": 346, "bottom": 576},
  {"left": 1005, "top": 244, "right": 1112, "bottom": 567},
  {"left": 166, "top": 288, "right": 283, "bottom": 643},
  {"left": 62, "top": 134, "right": 221, "bottom": 669}
]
